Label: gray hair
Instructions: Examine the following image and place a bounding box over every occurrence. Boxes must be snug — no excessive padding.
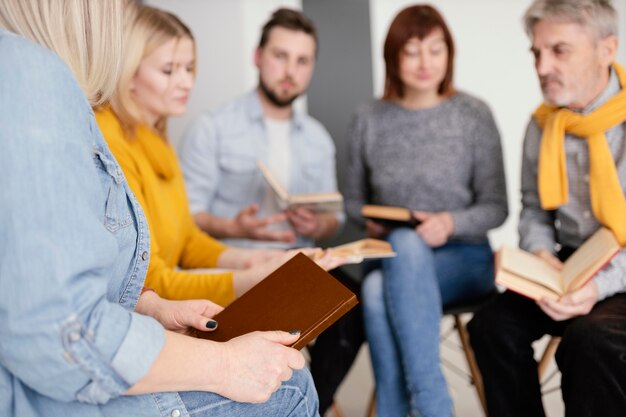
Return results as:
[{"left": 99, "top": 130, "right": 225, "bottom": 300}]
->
[{"left": 523, "top": 0, "right": 617, "bottom": 40}]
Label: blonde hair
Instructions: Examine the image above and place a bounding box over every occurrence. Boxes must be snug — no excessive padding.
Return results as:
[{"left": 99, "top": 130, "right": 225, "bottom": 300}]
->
[
  {"left": 0, "top": 0, "right": 128, "bottom": 107},
  {"left": 110, "top": 5, "right": 195, "bottom": 138}
]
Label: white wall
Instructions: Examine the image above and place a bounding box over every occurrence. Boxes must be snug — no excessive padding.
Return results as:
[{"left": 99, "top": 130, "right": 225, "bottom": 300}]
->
[
  {"left": 146, "top": 0, "right": 626, "bottom": 249},
  {"left": 370, "top": 0, "right": 626, "bottom": 249}
]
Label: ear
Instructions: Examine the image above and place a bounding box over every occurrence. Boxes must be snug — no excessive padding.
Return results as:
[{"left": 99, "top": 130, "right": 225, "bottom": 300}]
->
[
  {"left": 598, "top": 35, "right": 618, "bottom": 66},
  {"left": 254, "top": 47, "right": 261, "bottom": 69}
]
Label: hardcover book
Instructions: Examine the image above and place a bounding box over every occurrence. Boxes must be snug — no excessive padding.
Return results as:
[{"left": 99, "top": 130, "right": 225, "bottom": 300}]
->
[
  {"left": 361, "top": 204, "right": 420, "bottom": 228},
  {"left": 496, "top": 227, "right": 620, "bottom": 301},
  {"left": 196, "top": 253, "right": 358, "bottom": 350},
  {"left": 258, "top": 160, "right": 343, "bottom": 213}
]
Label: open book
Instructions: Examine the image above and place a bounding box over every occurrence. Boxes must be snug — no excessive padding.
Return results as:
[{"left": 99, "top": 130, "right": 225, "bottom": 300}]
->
[
  {"left": 326, "top": 238, "right": 397, "bottom": 264},
  {"left": 496, "top": 227, "right": 620, "bottom": 301},
  {"left": 258, "top": 161, "right": 343, "bottom": 213},
  {"left": 196, "top": 253, "right": 358, "bottom": 350},
  {"left": 361, "top": 204, "right": 420, "bottom": 228}
]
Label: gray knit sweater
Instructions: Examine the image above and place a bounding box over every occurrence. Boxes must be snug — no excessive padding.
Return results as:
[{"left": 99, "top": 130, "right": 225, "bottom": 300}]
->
[{"left": 345, "top": 92, "right": 508, "bottom": 241}]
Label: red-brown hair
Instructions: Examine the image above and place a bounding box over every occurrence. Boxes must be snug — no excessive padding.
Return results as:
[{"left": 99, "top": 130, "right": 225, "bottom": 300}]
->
[{"left": 383, "top": 4, "right": 455, "bottom": 100}]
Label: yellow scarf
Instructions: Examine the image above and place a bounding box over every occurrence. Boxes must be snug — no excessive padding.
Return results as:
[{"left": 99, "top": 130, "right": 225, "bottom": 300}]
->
[{"left": 533, "top": 63, "right": 626, "bottom": 246}]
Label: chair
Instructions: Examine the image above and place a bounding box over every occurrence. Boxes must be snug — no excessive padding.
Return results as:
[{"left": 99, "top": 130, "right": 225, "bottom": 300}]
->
[
  {"left": 365, "top": 290, "right": 498, "bottom": 417},
  {"left": 364, "top": 293, "right": 562, "bottom": 417}
]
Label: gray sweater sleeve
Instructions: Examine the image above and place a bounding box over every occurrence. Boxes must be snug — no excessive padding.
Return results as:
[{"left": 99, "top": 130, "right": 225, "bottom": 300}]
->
[{"left": 449, "top": 102, "right": 508, "bottom": 238}]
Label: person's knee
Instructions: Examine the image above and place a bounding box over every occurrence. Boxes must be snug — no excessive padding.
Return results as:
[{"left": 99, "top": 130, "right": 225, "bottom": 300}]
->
[
  {"left": 362, "top": 269, "right": 385, "bottom": 313},
  {"left": 387, "top": 227, "right": 428, "bottom": 254},
  {"left": 281, "top": 368, "right": 319, "bottom": 417},
  {"left": 557, "top": 315, "right": 610, "bottom": 362}
]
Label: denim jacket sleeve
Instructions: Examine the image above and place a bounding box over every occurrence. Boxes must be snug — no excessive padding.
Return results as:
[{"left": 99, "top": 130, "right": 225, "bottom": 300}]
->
[{"left": 0, "top": 32, "right": 165, "bottom": 405}]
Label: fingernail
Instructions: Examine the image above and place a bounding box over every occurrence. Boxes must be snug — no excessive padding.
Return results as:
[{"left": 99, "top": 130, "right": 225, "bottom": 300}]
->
[
  {"left": 289, "top": 330, "right": 301, "bottom": 335},
  {"left": 206, "top": 320, "right": 218, "bottom": 329}
]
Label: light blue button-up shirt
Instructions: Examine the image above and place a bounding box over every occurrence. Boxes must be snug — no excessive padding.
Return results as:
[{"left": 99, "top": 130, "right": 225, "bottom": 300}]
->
[
  {"left": 178, "top": 90, "right": 343, "bottom": 249},
  {"left": 0, "top": 29, "right": 186, "bottom": 417}
]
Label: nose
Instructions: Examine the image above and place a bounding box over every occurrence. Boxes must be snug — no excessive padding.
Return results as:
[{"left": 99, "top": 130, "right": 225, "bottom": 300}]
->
[
  {"left": 178, "top": 70, "right": 194, "bottom": 91},
  {"left": 535, "top": 51, "right": 552, "bottom": 77}
]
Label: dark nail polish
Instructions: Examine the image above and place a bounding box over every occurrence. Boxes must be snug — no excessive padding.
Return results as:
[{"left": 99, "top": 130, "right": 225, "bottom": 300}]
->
[
  {"left": 206, "top": 320, "right": 218, "bottom": 329},
  {"left": 289, "top": 330, "right": 301, "bottom": 335}
]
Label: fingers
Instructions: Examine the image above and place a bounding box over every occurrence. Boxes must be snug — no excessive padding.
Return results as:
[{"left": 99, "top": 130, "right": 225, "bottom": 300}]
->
[
  {"left": 366, "top": 220, "right": 388, "bottom": 238},
  {"left": 259, "top": 329, "right": 301, "bottom": 346},
  {"left": 255, "top": 228, "right": 296, "bottom": 243}
]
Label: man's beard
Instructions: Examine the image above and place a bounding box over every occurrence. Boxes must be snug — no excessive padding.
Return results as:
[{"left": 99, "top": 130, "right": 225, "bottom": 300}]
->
[{"left": 259, "top": 77, "right": 301, "bottom": 108}]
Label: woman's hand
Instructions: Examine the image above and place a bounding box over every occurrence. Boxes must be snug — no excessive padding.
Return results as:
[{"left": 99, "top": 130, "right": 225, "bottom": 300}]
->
[
  {"left": 366, "top": 220, "right": 390, "bottom": 239},
  {"left": 136, "top": 290, "right": 223, "bottom": 335},
  {"left": 214, "top": 331, "right": 305, "bottom": 403},
  {"left": 414, "top": 211, "right": 454, "bottom": 247}
]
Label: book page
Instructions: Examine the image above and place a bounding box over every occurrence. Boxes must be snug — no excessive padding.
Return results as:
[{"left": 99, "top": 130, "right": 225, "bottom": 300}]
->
[
  {"left": 496, "top": 269, "right": 561, "bottom": 300},
  {"left": 257, "top": 160, "right": 289, "bottom": 202},
  {"left": 561, "top": 227, "right": 620, "bottom": 291},
  {"left": 329, "top": 239, "right": 397, "bottom": 264},
  {"left": 500, "top": 246, "right": 563, "bottom": 294}
]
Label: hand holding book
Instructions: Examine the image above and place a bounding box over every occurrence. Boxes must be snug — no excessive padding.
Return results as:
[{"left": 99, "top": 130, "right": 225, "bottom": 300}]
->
[{"left": 496, "top": 227, "right": 620, "bottom": 301}]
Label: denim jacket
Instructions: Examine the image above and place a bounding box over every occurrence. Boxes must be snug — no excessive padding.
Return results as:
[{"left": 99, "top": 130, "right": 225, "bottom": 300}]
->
[
  {"left": 178, "top": 90, "right": 344, "bottom": 249},
  {"left": 0, "top": 30, "right": 187, "bottom": 417}
]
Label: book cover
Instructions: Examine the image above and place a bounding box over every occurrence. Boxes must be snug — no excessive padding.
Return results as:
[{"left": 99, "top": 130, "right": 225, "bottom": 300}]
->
[
  {"left": 496, "top": 227, "right": 621, "bottom": 300},
  {"left": 361, "top": 204, "right": 420, "bottom": 228},
  {"left": 196, "top": 253, "right": 358, "bottom": 350},
  {"left": 258, "top": 161, "right": 343, "bottom": 213}
]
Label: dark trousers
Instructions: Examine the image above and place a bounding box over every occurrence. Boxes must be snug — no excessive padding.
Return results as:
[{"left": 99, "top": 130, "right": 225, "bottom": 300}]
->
[
  {"left": 309, "top": 267, "right": 365, "bottom": 415},
  {"left": 468, "top": 289, "right": 626, "bottom": 417}
]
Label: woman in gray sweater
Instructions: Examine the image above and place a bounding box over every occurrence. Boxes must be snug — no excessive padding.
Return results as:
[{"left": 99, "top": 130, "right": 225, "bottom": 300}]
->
[{"left": 345, "top": 5, "right": 508, "bottom": 417}]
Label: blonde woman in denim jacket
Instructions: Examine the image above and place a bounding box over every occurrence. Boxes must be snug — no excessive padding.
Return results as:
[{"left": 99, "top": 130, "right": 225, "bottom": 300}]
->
[{"left": 0, "top": 1, "right": 319, "bottom": 416}]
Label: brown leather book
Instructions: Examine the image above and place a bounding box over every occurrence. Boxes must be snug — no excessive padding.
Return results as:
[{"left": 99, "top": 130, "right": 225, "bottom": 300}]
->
[{"left": 196, "top": 253, "right": 358, "bottom": 350}]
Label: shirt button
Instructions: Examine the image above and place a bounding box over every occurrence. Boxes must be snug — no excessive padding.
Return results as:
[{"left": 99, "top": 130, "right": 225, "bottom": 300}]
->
[
  {"left": 171, "top": 410, "right": 181, "bottom": 417},
  {"left": 69, "top": 331, "right": 81, "bottom": 342},
  {"left": 583, "top": 211, "right": 591, "bottom": 219},
  {"left": 141, "top": 251, "right": 148, "bottom": 261},
  {"left": 583, "top": 174, "right": 590, "bottom": 182}
]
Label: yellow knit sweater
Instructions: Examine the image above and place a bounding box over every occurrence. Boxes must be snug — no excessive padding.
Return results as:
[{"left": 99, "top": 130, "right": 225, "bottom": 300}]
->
[{"left": 96, "top": 108, "right": 235, "bottom": 306}]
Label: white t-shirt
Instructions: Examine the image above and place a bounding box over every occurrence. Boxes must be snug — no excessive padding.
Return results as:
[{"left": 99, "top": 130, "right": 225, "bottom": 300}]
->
[{"left": 262, "top": 117, "right": 293, "bottom": 243}]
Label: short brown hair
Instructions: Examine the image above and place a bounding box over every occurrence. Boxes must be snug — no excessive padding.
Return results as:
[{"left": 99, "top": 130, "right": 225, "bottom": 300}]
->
[
  {"left": 258, "top": 8, "right": 318, "bottom": 53},
  {"left": 383, "top": 4, "right": 455, "bottom": 100}
]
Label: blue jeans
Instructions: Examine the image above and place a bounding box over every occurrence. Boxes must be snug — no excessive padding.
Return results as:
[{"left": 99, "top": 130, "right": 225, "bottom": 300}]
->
[
  {"left": 362, "top": 228, "right": 494, "bottom": 417},
  {"left": 179, "top": 368, "right": 319, "bottom": 417}
]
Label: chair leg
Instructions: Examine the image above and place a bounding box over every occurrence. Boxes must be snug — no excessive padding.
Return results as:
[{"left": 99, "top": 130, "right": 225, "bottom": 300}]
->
[
  {"left": 365, "top": 389, "right": 376, "bottom": 417},
  {"left": 538, "top": 336, "right": 561, "bottom": 380},
  {"left": 454, "top": 314, "right": 488, "bottom": 416}
]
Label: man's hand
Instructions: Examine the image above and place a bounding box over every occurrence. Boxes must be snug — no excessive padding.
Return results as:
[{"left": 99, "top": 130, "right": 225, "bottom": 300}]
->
[
  {"left": 286, "top": 207, "right": 338, "bottom": 241},
  {"left": 286, "top": 207, "right": 320, "bottom": 237},
  {"left": 215, "top": 331, "right": 305, "bottom": 403},
  {"left": 136, "top": 291, "right": 223, "bottom": 335},
  {"left": 233, "top": 204, "right": 295, "bottom": 243},
  {"left": 366, "top": 220, "right": 390, "bottom": 239},
  {"left": 537, "top": 280, "right": 599, "bottom": 321},
  {"left": 414, "top": 211, "right": 454, "bottom": 248}
]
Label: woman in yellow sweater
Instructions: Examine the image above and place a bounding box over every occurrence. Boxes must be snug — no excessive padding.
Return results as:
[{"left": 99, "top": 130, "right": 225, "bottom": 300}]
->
[{"left": 96, "top": 6, "right": 333, "bottom": 306}]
